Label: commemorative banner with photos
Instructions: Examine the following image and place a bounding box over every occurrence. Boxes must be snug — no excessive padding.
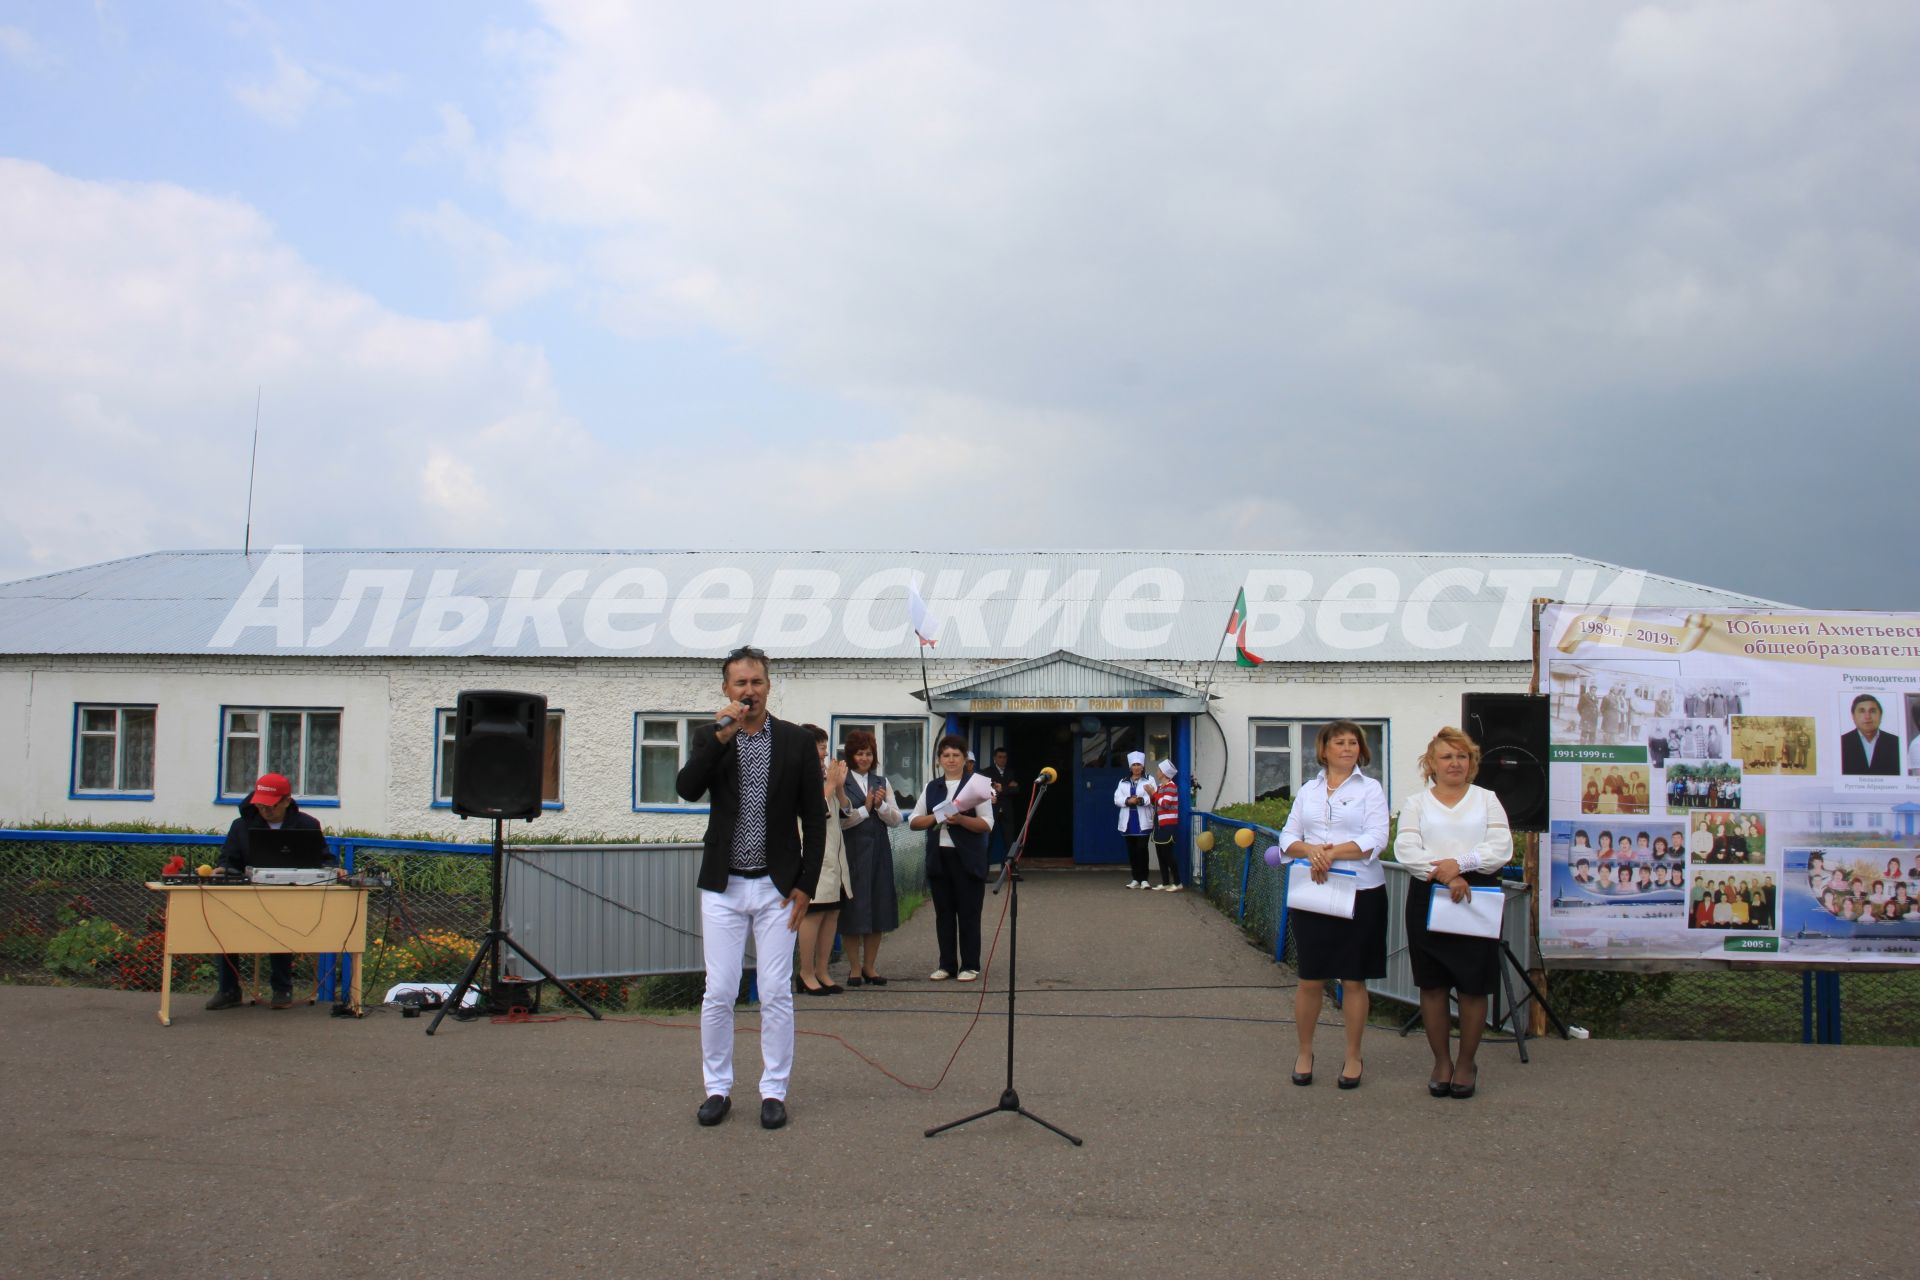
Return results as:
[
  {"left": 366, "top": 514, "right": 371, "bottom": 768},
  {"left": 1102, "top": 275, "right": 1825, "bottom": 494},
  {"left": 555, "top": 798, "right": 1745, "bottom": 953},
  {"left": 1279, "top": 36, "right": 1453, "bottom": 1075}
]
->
[{"left": 1538, "top": 604, "right": 1920, "bottom": 967}]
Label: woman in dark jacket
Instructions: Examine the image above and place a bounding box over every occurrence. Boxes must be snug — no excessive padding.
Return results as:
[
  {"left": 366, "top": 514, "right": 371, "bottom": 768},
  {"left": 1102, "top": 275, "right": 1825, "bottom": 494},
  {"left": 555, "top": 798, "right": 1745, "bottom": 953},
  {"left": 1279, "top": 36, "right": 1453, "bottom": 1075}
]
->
[
  {"left": 837, "top": 730, "right": 902, "bottom": 986},
  {"left": 908, "top": 734, "right": 993, "bottom": 982}
]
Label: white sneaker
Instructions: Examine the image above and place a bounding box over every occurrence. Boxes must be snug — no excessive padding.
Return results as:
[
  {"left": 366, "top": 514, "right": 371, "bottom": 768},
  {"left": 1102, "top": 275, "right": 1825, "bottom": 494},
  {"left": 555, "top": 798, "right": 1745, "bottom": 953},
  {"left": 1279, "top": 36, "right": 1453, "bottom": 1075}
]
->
[
  {"left": 929, "top": 968, "right": 952, "bottom": 981},
  {"left": 957, "top": 970, "right": 980, "bottom": 982},
  {"left": 1167, "top": 883, "right": 1184, "bottom": 892},
  {"left": 1127, "top": 880, "right": 1143, "bottom": 889}
]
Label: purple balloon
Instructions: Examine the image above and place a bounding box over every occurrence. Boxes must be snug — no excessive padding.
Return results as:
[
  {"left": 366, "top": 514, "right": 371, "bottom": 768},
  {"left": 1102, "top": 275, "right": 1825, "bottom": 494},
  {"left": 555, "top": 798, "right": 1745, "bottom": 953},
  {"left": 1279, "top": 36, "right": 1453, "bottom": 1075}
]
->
[{"left": 1263, "top": 846, "right": 1283, "bottom": 868}]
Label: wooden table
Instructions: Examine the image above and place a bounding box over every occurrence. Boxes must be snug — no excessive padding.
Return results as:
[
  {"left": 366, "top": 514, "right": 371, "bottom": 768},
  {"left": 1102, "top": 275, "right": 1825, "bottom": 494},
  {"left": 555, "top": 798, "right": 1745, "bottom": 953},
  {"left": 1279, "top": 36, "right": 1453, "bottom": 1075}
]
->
[{"left": 145, "top": 881, "right": 370, "bottom": 1025}]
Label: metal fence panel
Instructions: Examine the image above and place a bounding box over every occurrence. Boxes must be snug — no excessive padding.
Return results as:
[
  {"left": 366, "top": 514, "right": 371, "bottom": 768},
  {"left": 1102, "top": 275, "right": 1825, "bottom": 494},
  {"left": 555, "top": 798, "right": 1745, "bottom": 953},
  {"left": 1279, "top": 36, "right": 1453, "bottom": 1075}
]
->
[{"left": 504, "top": 843, "right": 706, "bottom": 979}]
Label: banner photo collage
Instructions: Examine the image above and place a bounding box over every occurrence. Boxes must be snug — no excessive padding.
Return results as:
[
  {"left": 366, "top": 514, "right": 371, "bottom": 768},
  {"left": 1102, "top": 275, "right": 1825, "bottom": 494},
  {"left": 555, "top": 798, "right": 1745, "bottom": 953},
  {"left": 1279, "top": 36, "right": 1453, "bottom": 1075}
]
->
[{"left": 1538, "top": 604, "right": 1920, "bottom": 967}]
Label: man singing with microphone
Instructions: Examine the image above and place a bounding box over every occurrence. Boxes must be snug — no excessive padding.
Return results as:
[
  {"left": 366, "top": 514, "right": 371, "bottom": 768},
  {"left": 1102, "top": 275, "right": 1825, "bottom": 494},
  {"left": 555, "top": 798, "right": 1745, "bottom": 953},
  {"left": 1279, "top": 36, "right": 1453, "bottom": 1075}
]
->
[{"left": 676, "top": 646, "right": 826, "bottom": 1130}]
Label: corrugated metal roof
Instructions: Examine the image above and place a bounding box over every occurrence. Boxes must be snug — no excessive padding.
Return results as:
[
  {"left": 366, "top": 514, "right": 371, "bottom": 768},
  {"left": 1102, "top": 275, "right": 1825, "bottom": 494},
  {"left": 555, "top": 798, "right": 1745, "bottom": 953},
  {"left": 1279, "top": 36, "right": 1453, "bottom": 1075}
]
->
[{"left": 0, "top": 547, "right": 1783, "bottom": 663}]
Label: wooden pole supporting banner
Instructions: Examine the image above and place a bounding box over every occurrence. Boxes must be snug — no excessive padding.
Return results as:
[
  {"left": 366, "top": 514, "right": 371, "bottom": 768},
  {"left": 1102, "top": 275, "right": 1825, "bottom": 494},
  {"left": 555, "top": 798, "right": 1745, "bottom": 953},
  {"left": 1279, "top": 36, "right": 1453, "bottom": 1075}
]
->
[{"left": 1527, "top": 597, "right": 1553, "bottom": 1037}]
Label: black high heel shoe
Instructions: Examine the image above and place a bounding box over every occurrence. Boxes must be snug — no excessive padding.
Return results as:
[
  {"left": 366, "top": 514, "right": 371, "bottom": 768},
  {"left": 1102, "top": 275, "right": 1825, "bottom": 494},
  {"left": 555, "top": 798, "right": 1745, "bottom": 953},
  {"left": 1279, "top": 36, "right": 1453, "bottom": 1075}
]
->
[
  {"left": 1290, "top": 1056, "right": 1314, "bottom": 1087},
  {"left": 1337, "top": 1060, "right": 1364, "bottom": 1090}
]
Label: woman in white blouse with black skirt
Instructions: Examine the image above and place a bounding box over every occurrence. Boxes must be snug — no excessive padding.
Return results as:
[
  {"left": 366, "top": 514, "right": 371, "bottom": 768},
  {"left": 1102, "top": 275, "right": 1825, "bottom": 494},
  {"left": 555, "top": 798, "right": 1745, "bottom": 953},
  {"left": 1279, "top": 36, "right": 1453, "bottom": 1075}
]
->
[
  {"left": 1393, "top": 726, "right": 1512, "bottom": 1100},
  {"left": 1276, "top": 720, "right": 1390, "bottom": 1090}
]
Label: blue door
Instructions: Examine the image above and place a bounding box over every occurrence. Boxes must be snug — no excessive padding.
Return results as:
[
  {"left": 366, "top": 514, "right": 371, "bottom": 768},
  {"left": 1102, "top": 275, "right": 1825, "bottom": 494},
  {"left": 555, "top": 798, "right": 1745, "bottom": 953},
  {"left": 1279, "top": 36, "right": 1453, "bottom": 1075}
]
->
[{"left": 1072, "top": 717, "right": 1145, "bottom": 864}]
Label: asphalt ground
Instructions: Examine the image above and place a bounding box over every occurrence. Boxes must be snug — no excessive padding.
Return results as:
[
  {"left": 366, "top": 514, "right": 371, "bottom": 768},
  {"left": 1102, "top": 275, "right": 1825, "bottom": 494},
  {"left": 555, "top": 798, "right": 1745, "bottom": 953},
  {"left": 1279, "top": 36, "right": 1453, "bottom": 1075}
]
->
[{"left": 3, "top": 869, "right": 1914, "bottom": 1279}]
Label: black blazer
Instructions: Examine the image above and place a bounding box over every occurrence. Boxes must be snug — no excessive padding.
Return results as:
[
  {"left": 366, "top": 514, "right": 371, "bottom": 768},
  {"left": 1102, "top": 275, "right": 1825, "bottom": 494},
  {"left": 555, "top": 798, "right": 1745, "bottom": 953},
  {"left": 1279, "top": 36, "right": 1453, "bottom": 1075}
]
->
[
  {"left": 676, "top": 716, "right": 827, "bottom": 897},
  {"left": 1840, "top": 729, "right": 1900, "bottom": 776}
]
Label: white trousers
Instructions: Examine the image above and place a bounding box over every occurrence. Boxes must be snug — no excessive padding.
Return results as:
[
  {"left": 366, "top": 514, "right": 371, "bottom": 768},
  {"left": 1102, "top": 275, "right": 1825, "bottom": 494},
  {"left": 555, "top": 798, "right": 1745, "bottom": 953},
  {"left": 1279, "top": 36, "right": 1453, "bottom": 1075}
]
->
[{"left": 700, "top": 875, "right": 795, "bottom": 1100}]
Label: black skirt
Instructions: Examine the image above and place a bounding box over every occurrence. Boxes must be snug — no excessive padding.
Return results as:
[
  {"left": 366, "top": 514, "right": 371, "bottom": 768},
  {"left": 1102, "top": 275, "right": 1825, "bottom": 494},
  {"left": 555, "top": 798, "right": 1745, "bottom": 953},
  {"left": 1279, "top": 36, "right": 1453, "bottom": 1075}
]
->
[
  {"left": 1404, "top": 871, "right": 1502, "bottom": 995},
  {"left": 1291, "top": 885, "right": 1388, "bottom": 981}
]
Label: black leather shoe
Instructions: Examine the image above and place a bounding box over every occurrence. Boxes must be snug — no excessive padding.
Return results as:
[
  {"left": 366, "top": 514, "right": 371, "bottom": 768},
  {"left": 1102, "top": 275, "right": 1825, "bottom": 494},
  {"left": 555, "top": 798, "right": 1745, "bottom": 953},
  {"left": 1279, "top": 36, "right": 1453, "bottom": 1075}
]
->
[
  {"left": 1290, "top": 1056, "right": 1313, "bottom": 1087},
  {"left": 1449, "top": 1079, "right": 1477, "bottom": 1100},
  {"left": 204, "top": 990, "right": 242, "bottom": 1011},
  {"left": 760, "top": 1099, "right": 787, "bottom": 1130},
  {"left": 1337, "top": 1061, "right": 1364, "bottom": 1090},
  {"left": 696, "top": 1095, "right": 731, "bottom": 1127},
  {"left": 1428, "top": 1079, "right": 1452, "bottom": 1098}
]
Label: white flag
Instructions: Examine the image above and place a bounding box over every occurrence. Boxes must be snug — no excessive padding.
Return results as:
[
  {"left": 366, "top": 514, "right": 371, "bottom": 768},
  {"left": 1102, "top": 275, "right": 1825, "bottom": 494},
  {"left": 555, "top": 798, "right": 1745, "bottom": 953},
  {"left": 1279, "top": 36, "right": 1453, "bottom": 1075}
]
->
[{"left": 908, "top": 579, "right": 939, "bottom": 647}]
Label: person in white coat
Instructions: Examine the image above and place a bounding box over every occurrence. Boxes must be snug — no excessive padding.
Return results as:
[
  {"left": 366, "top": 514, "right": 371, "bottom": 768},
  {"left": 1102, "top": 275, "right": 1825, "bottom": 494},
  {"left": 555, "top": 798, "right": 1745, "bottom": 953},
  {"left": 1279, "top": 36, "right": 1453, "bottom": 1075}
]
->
[{"left": 1115, "top": 751, "right": 1157, "bottom": 888}]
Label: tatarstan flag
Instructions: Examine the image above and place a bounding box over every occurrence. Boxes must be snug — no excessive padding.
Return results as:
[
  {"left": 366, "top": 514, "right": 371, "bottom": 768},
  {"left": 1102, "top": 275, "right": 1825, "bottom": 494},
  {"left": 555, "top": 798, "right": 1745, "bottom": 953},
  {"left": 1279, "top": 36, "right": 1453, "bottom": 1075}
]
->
[{"left": 1228, "top": 586, "right": 1264, "bottom": 666}]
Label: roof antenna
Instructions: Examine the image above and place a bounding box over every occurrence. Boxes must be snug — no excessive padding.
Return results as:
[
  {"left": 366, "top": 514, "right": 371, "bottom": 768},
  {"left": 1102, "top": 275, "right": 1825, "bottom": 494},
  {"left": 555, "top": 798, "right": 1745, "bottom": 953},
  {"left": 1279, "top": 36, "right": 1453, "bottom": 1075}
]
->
[{"left": 243, "top": 387, "right": 261, "bottom": 558}]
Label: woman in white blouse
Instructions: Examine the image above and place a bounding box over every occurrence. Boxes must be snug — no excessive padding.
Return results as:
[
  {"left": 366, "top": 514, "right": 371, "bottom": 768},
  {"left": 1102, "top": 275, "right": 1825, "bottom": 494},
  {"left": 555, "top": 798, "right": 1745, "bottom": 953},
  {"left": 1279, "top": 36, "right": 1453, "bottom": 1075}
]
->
[
  {"left": 1393, "top": 727, "right": 1513, "bottom": 1100},
  {"left": 795, "top": 725, "right": 853, "bottom": 995},
  {"left": 1276, "top": 721, "right": 1390, "bottom": 1090}
]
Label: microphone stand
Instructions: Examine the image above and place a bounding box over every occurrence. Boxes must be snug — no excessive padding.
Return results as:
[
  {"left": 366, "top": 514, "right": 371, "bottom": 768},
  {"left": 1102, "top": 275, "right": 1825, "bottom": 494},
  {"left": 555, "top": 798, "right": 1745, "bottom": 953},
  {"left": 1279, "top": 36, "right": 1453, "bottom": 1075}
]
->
[{"left": 925, "top": 774, "right": 1083, "bottom": 1146}]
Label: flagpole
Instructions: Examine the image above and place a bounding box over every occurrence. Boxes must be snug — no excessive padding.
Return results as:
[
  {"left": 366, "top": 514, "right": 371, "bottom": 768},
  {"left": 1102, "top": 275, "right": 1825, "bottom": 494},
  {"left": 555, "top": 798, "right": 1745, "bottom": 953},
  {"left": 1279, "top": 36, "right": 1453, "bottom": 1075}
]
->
[
  {"left": 908, "top": 575, "right": 941, "bottom": 775},
  {"left": 1199, "top": 622, "right": 1231, "bottom": 708},
  {"left": 918, "top": 635, "right": 937, "bottom": 772}
]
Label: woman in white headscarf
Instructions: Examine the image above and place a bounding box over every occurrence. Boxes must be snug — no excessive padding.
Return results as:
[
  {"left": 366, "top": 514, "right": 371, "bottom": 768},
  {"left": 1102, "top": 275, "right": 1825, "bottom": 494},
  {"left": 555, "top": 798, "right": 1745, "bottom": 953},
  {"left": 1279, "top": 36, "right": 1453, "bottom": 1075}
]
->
[{"left": 1115, "top": 751, "right": 1157, "bottom": 889}]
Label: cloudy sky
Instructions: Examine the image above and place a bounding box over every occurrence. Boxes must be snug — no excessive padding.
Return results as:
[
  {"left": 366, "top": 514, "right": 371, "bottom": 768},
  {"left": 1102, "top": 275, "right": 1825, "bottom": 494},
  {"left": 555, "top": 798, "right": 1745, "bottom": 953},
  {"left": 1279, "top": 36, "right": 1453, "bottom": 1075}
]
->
[{"left": 1, "top": 1, "right": 1914, "bottom": 608}]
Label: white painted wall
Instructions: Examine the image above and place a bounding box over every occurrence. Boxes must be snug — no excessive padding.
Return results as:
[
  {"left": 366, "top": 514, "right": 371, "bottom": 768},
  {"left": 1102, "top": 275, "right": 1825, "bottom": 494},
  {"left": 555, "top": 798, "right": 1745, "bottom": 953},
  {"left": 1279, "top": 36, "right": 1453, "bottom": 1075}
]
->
[{"left": 0, "top": 654, "right": 1531, "bottom": 837}]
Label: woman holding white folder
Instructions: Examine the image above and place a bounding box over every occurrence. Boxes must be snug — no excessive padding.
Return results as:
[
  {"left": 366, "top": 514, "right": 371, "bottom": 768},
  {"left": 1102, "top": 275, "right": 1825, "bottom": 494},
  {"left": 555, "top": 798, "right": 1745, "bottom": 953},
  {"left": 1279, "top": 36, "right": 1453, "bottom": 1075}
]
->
[
  {"left": 1277, "top": 721, "right": 1390, "bottom": 1090},
  {"left": 1393, "top": 726, "right": 1513, "bottom": 1101}
]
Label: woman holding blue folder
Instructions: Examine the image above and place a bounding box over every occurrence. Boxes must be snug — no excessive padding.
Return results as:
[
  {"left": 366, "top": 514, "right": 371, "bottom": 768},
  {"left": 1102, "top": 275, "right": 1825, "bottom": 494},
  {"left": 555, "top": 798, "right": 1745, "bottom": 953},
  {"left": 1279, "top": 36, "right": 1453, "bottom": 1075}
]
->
[
  {"left": 1277, "top": 721, "right": 1390, "bottom": 1090},
  {"left": 1393, "top": 726, "right": 1514, "bottom": 1100}
]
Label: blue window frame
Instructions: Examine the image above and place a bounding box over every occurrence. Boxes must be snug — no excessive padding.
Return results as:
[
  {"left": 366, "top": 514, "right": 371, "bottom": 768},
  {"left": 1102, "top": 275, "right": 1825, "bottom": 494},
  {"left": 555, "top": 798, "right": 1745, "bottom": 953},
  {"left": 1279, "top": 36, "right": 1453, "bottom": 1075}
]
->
[
  {"left": 217, "top": 705, "right": 342, "bottom": 807},
  {"left": 70, "top": 704, "right": 157, "bottom": 800},
  {"left": 633, "top": 713, "right": 712, "bottom": 812},
  {"left": 432, "top": 707, "right": 566, "bottom": 810}
]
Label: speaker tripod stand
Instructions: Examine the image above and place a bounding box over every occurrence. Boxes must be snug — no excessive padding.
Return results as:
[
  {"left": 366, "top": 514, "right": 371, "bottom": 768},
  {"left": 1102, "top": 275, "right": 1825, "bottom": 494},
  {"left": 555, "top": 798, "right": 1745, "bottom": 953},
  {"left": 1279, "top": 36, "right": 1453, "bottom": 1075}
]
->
[
  {"left": 925, "top": 776, "right": 1082, "bottom": 1146},
  {"left": 427, "top": 817, "right": 602, "bottom": 1034}
]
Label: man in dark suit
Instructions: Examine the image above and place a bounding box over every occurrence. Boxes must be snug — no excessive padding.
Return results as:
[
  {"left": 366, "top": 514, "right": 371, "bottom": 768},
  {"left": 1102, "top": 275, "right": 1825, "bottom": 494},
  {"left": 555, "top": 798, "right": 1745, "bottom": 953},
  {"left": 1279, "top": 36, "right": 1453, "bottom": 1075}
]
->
[
  {"left": 977, "top": 746, "right": 1020, "bottom": 862},
  {"left": 676, "top": 645, "right": 826, "bottom": 1131},
  {"left": 1840, "top": 693, "right": 1901, "bottom": 776}
]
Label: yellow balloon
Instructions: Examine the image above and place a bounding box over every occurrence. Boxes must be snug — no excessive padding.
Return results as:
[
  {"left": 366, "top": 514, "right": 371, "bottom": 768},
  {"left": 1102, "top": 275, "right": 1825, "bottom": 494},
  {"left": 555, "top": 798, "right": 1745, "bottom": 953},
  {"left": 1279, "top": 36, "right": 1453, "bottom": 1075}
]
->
[
  {"left": 1233, "top": 827, "right": 1256, "bottom": 849},
  {"left": 195, "top": 864, "right": 214, "bottom": 878},
  {"left": 1196, "top": 831, "right": 1215, "bottom": 853}
]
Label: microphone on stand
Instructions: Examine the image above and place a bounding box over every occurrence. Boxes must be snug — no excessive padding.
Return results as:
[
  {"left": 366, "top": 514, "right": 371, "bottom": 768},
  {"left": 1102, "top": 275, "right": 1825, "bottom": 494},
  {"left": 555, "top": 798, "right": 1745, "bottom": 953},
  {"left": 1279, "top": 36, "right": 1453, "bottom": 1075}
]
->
[
  {"left": 1034, "top": 766, "right": 1058, "bottom": 786},
  {"left": 714, "top": 695, "right": 758, "bottom": 732}
]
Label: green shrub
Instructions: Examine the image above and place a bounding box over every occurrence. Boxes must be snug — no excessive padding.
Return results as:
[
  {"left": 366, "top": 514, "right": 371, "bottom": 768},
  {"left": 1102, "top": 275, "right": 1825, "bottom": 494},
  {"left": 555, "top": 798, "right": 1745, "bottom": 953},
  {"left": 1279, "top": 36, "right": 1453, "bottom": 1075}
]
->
[{"left": 45, "top": 912, "right": 135, "bottom": 978}]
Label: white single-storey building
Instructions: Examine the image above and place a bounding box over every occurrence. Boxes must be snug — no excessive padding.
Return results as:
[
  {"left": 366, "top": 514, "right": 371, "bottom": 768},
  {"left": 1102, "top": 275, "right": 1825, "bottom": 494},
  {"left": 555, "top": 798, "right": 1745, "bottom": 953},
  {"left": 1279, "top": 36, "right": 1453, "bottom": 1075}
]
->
[{"left": 0, "top": 548, "right": 1776, "bottom": 861}]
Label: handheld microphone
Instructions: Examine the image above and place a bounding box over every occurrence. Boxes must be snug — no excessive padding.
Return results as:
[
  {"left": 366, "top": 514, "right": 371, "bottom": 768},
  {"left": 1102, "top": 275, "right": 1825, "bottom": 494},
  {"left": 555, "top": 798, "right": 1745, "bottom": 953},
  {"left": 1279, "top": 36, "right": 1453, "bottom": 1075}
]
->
[
  {"left": 1035, "top": 766, "right": 1058, "bottom": 785},
  {"left": 715, "top": 695, "right": 758, "bottom": 732}
]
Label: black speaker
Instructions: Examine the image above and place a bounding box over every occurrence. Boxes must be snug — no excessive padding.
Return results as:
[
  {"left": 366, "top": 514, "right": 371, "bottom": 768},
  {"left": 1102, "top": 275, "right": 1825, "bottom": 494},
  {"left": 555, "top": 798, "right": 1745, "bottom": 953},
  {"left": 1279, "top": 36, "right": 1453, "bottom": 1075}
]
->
[
  {"left": 451, "top": 690, "right": 547, "bottom": 821},
  {"left": 1461, "top": 693, "right": 1550, "bottom": 833}
]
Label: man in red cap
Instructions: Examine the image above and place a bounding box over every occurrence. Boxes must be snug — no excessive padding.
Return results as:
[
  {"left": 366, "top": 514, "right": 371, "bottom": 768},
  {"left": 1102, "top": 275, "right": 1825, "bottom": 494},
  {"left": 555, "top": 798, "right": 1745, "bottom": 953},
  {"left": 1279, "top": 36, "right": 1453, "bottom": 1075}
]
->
[{"left": 205, "top": 772, "right": 332, "bottom": 1011}]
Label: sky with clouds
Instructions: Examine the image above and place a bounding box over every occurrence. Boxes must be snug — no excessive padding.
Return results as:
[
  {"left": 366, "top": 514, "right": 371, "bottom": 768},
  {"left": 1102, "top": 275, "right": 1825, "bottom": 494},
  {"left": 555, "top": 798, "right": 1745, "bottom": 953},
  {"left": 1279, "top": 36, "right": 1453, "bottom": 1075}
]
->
[{"left": 1, "top": 0, "right": 1914, "bottom": 608}]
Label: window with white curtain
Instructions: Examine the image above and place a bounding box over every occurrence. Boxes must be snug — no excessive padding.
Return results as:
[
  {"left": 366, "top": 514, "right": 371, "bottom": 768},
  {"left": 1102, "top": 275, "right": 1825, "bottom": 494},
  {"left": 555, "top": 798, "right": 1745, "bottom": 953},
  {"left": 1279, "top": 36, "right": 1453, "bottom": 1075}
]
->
[
  {"left": 221, "top": 707, "right": 341, "bottom": 801},
  {"left": 72, "top": 705, "right": 156, "bottom": 796}
]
